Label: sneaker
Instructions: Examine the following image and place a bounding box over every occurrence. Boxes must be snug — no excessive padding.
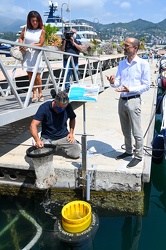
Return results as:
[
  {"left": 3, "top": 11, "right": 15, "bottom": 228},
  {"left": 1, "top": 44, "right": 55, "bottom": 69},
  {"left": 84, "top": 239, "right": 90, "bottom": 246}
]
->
[
  {"left": 116, "top": 152, "right": 133, "bottom": 160},
  {"left": 126, "top": 157, "right": 142, "bottom": 168}
]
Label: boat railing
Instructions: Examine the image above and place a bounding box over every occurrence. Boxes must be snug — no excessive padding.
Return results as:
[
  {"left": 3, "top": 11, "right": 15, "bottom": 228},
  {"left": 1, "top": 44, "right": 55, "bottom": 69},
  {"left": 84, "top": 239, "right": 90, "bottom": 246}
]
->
[{"left": 0, "top": 38, "right": 104, "bottom": 111}]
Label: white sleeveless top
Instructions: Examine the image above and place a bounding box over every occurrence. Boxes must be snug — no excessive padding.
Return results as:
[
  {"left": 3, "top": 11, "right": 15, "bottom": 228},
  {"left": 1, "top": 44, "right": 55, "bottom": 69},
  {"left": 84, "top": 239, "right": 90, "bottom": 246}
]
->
[{"left": 23, "top": 28, "right": 43, "bottom": 72}]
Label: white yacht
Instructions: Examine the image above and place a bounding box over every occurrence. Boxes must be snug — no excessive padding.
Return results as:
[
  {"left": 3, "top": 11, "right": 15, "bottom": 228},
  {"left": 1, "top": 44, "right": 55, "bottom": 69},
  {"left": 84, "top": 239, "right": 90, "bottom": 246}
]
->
[{"left": 43, "top": 1, "right": 99, "bottom": 42}]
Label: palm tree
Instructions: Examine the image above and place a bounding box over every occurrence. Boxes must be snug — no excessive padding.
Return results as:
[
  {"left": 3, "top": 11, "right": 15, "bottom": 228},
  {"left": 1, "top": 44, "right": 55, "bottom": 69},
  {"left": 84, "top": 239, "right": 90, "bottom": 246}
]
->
[{"left": 140, "top": 37, "right": 146, "bottom": 50}]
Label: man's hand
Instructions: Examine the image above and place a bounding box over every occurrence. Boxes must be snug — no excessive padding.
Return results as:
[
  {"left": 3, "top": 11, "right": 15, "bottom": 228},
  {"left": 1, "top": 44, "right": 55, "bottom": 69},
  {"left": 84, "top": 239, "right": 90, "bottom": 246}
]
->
[
  {"left": 115, "top": 85, "right": 129, "bottom": 92},
  {"left": 35, "top": 139, "right": 44, "bottom": 148},
  {"left": 106, "top": 75, "right": 115, "bottom": 84},
  {"left": 66, "top": 133, "right": 76, "bottom": 143}
]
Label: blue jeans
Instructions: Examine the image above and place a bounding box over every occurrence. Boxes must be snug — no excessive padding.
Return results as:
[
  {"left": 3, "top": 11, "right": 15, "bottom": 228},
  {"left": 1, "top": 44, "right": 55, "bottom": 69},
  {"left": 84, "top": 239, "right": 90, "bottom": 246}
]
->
[{"left": 63, "top": 60, "right": 78, "bottom": 91}]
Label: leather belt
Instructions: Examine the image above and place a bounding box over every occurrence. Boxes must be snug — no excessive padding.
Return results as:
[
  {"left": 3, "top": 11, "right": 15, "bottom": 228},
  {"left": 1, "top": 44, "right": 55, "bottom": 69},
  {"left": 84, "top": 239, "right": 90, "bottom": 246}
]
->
[{"left": 121, "top": 95, "right": 140, "bottom": 100}]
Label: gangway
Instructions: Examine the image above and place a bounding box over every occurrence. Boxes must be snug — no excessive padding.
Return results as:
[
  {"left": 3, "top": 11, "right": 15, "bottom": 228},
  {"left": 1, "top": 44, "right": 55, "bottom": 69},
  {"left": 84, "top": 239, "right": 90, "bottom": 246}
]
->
[{"left": 0, "top": 38, "right": 108, "bottom": 127}]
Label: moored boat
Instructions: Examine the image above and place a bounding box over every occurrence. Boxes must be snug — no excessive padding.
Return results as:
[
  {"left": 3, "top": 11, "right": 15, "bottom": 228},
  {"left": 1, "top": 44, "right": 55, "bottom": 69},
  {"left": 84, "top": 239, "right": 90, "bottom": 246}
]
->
[{"left": 17, "top": 1, "right": 99, "bottom": 43}]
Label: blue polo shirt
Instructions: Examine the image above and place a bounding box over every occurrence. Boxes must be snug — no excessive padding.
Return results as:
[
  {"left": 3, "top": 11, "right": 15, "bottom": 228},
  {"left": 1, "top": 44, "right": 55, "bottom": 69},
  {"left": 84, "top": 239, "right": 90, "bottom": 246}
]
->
[
  {"left": 34, "top": 101, "right": 76, "bottom": 140},
  {"left": 63, "top": 39, "right": 82, "bottom": 63}
]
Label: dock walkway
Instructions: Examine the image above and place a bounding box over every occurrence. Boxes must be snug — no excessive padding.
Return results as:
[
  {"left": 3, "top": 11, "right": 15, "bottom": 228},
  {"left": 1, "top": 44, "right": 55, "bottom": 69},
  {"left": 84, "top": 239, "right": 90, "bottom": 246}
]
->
[{"left": 0, "top": 59, "right": 158, "bottom": 193}]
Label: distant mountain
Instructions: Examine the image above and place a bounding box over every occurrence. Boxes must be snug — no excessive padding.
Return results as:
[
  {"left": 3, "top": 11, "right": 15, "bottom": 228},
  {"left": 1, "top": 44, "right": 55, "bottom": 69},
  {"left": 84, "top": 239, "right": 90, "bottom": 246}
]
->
[
  {"left": 76, "top": 18, "right": 166, "bottom": 39},
  {"left": 0, "top": 16, "right": 25, "bottom": 32},
  {"left": 0, "top": 15, "right": 166, "bottom": 39},
  {"left": 157, "top": 18, "right": 166, "bottom": 30}
]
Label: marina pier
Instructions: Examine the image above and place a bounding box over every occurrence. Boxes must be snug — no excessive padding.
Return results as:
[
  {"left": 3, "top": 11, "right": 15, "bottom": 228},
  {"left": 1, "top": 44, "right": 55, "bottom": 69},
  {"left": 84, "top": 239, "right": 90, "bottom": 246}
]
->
[{"left": 0, "top": 44, "right": 157, "bottom": 213}]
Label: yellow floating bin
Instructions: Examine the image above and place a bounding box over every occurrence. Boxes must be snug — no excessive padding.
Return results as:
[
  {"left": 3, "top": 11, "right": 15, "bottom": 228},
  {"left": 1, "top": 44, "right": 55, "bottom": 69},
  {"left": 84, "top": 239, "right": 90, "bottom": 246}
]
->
[{"left": 61, "top": 200, "right": 92, "bottom": 233}]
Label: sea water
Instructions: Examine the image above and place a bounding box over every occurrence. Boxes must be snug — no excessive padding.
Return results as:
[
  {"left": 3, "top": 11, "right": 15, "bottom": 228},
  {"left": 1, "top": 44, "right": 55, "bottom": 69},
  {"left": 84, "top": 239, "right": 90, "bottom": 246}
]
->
[{"left": 0, "top": 160, "right": 166, "bottom": 250}]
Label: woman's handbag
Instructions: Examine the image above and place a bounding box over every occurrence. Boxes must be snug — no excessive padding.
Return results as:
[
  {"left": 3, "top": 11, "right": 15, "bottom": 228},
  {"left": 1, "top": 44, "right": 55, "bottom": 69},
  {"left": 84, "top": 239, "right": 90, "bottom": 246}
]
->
[{"left": 10, "top": 46, "right": 24, "bottom": 61}]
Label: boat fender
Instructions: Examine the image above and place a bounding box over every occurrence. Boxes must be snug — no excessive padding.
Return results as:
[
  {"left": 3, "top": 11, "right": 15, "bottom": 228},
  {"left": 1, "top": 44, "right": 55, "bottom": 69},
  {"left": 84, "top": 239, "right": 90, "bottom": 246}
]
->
[
  {"left": 156, "top": 95, "right": 164, "bottom": 114},
  {"left": 157, "top": 77, "right": 162, "bottom": 88},
  {"left": 152, "top": 134, "right": 164, "bottom": 164},
  {"left": 161, "top": 77, "right": 166, "bottom": 90},
  {"left": 161, "top": 129, "right": 166, "bottom": 160}
]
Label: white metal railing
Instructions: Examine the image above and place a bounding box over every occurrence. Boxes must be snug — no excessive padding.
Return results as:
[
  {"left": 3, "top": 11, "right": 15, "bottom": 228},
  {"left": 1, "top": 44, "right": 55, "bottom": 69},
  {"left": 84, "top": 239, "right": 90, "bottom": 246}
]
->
[{"left": 0, "top": 38, "right": 105, "bottom": 109}]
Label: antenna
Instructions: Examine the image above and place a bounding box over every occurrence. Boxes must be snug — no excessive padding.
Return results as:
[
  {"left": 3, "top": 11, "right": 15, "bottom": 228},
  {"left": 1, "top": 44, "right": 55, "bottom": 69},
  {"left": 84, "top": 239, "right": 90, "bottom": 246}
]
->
[
  {"left": 54, "top": 2, "right": 58, "bottom": 7},
  {"left": 48, "top": 1, "right": 52, "bottom": 6}
]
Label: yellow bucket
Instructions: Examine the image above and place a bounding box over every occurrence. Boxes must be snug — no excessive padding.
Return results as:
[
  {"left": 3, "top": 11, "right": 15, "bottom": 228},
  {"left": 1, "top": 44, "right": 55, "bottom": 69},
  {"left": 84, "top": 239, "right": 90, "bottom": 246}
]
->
[{"left": 61, "top": 200, "right": 92, "bottom": 233}]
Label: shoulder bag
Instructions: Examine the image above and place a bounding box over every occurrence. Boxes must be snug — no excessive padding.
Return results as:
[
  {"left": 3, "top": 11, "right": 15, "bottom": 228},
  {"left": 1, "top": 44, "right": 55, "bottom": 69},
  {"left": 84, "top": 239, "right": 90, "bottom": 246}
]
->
[
  {"left": 10, "top": 46, "right": 24, "bottom": 61},
  {"left": 10, "top": 26, "right": 26, "bottom": 61}
]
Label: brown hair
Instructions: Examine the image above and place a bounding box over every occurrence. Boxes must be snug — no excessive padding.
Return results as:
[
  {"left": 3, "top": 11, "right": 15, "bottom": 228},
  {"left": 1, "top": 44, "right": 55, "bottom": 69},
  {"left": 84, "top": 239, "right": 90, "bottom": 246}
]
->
[{"left": 26, "top": 11, "right": 43, "bottom": 30}]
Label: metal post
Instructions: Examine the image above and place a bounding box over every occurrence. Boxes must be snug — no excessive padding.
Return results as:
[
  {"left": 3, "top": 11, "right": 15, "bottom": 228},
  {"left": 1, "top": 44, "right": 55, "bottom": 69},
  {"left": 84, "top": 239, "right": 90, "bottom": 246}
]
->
[
  {"left": 81, "top": 102, "right": 87, "bottom": 200},
  {"left": 81, "top": 134, "right": 87, "bottom": 200},
  {"left": 61, "top": 2, "right": 70, "bottom": 33},
  {"left": 86, "top": 173, "right": 90, "bottom": 201},
  {"left": 83, "top": 102, "right": 86, "bottom": 134}
]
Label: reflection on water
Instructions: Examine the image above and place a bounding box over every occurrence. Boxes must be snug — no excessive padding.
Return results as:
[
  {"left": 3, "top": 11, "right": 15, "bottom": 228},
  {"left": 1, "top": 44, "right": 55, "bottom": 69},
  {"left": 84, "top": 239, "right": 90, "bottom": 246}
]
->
[
  {"left": 0, "top": 159, "right": 166, "bottom": 249},
  {"left": 121, "top": 217, "right": 142, "bottom": 250}
]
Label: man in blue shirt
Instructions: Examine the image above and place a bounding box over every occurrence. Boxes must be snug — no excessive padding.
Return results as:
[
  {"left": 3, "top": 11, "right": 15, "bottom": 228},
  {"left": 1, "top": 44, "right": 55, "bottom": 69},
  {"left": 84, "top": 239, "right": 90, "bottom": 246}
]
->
[
  {"left": 60, "top": 28, "right": 82, "bottom": 92},
  {"left": 107, "top": 37, "right": 151, "bottom": 168},
  {"left": 30, "top": 91, "right": 81, "bottom": 159}
]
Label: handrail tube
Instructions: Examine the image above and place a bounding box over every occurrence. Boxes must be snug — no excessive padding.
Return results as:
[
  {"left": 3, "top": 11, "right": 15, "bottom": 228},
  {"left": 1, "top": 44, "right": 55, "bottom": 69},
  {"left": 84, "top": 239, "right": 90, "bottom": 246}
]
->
[
  {"left": 0, "top": 38, "right": 101, "bottom": 61},
  {"left": 0, "top": 59, "right": 24, "bottom": 108},
  {"left": 81, "top": 59, "right": 88, "bottom": 84},
  {"left": 70, "top": 56, "right": 79, "bottom": 83},
  {"left": 24, "top": 51, "right": 43, "bottom": 108},
  {"left": 87, "top": 59, "right": 94, "bottom": 85},
  {"left": 43, "top": 51, "right": 59, "bottom": 94},
  {"left": 0, "top": 38, "right": 106, "bottom": 117},
  {"left": 62, "top": 55, "right": 72, "bottom": 90}
]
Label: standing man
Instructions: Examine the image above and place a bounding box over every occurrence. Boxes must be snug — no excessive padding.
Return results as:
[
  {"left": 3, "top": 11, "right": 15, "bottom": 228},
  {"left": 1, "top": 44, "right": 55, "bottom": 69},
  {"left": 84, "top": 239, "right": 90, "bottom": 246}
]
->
[
  {"left": 60, "top": 28, "right": 82, "bottom": 92},
  {"left": 107, "top": 37, "right": 150, "bottom": 167},
  {"left": 30, "top": 91, "right": 81, "bottom": 159}
]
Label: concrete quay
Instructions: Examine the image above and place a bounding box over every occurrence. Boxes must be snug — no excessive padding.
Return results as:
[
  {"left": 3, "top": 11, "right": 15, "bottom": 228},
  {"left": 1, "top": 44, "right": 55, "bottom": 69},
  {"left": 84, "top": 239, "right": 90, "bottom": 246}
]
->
[{"left": 0, "top": 60, "right": 158, "bottom": 196}]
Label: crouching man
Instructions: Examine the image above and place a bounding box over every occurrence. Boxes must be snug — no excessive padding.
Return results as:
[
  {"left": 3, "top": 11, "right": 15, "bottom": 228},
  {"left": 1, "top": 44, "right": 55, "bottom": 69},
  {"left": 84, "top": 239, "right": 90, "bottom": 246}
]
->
[{"left": 30, "top": 91, "right": 81, "bottom": 159}]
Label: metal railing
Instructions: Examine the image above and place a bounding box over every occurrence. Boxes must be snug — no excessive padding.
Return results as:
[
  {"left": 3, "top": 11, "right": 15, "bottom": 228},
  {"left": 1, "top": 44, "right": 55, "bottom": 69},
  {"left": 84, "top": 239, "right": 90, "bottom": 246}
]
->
[{"left": 0, "top": 38, "right": 105, "bottom": 109}]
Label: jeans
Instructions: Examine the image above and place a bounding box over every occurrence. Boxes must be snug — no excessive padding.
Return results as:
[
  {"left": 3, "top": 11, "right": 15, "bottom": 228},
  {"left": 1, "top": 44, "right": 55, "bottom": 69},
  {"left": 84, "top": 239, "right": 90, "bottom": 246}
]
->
[{"left": 63, "top": 60, "right": 78, "bottom": 91}]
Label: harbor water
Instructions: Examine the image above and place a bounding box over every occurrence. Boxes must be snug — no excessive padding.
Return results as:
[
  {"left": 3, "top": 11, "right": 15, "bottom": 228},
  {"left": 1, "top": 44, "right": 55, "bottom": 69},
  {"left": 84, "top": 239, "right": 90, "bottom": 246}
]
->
[
  {"left": 0, "top": 159, "right": 166, "bottom": 250},
  {"left": 0, "top": 57, "right": 164, "bottom": 249}
]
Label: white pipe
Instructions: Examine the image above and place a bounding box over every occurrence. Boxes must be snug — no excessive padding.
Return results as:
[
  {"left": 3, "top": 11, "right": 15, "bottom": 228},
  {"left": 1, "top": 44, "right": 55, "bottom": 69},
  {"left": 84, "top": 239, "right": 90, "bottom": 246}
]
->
[
  {"left": 19, "top": 209, "right": 42, "bottom": 250},
  {"left": 86, "top": 173, "right": 90, "bottom": 201},
  {"left": 0, "top": 215, "right": 19, "bottom": 237}
]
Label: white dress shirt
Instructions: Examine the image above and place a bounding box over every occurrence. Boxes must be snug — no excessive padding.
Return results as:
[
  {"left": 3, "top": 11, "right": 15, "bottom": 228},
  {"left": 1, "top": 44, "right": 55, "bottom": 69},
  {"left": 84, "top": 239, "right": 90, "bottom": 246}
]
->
[{"left": 114, "top": 55, "right": 151, "bottom": 97}]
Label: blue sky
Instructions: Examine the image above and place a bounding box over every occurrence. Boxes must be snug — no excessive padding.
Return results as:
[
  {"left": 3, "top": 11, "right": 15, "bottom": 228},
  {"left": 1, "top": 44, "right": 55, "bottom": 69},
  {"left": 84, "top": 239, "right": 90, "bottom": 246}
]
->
[{"left": 0, "top": 0, "right": 166, "bottom": 24}]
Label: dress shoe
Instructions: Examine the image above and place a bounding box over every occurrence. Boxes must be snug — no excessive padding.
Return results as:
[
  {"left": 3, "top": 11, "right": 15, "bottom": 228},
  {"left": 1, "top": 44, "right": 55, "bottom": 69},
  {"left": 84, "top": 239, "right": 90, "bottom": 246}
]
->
[
  {"left": 126, "top": 157, "right": 142, "bottom": 168},
  {"left": 116, "top": 152, "right": 133, "bottom": 160}
]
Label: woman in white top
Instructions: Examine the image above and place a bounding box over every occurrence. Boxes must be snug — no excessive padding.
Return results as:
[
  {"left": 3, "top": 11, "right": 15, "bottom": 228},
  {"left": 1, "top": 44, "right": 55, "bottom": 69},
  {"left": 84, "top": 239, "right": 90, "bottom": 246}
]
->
[{"left": 19, "top": 11, "right": 45, "bottom": 103}]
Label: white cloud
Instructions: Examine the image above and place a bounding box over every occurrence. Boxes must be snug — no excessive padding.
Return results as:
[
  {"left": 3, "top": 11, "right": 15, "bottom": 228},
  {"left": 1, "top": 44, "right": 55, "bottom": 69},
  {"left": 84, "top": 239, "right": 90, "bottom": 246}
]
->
[
  {"left": 0, "top": 1, "right": 27, "bottom": 19},
  {"left": 120, "top": 2, "right": 131, "bottom": 9},
  {"left": 112, "top": 0, "right": 121, "bottom": 5}
]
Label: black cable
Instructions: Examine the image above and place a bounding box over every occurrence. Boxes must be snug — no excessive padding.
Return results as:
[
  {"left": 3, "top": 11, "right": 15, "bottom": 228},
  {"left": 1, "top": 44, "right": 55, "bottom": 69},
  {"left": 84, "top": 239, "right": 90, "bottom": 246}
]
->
[{"left": 143, "top": 89, "right": 166, "bottom": 139}]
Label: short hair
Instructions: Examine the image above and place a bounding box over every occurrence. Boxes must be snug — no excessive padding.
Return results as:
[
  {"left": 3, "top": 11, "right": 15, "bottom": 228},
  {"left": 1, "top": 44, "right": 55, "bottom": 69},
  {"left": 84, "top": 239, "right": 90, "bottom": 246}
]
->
[
  {"left": 131, "top": 38, "right": 140, "bottom": 50},
  {"left": 27, "top": 11, "right": 43, "bottom": 30},
  {"left": 55, "top": 91, "right": 69, "bottom": 105}
]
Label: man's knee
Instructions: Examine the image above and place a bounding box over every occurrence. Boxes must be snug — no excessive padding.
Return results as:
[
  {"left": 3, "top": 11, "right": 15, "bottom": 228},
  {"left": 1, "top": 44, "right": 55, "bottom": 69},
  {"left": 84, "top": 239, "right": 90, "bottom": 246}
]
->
[{"left": 67, "top": 143, "right": 81, "bottom": 159}]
